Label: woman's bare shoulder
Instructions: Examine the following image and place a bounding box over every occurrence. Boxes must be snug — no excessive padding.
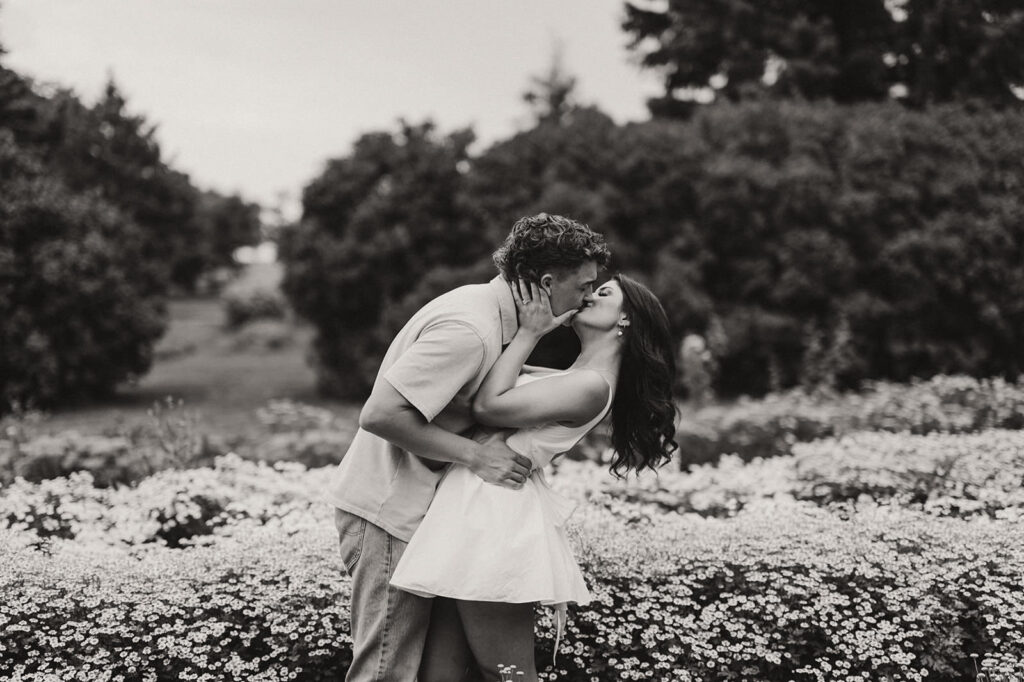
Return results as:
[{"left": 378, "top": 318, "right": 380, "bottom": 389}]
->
[{"left": 536, "top": 369, "right": 611, "bottom": 422}]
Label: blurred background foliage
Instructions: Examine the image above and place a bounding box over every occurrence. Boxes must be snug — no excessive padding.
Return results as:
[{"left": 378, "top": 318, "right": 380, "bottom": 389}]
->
[
  {"left": 281, "top": 41, "right": 1024, "bottom": 398},
  {"left": 2, "top": 1, "right": 1023, "bottom": 409},
  {"left": 623, "top": 0, "right": 1024, "bottom": 113},
  {"left": 1, "top": 37, "right": 262, "bottom": 411}
]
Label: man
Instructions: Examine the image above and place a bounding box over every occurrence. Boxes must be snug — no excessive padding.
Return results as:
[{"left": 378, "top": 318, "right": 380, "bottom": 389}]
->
[{"left": 324, "top": 213, "right": 610, "bottom": 681}]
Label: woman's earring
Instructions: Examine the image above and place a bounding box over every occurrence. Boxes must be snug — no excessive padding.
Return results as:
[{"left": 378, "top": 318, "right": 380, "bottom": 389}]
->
[{"left": 617, "top": 318, "right": 629, "bottom": 337}]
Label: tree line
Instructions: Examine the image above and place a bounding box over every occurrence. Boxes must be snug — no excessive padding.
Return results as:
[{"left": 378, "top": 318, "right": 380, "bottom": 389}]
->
[
  {"left": 3, "top": 2, "right": 1021, "bottom": 408},
  {"left": 281, "top": 1, "right": 1023, "bottom": 399},
  {"left": 0, "top": 37, "right": 261, "bottom": 410}
]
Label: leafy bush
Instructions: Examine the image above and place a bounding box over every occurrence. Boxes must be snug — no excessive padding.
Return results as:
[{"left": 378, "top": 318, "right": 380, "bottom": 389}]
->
[
  {"left": 225, "top": 319, "right": 293, "bottom": 352},
  {"left": 279, "top": 121, "right": 490, "bottom": 398},
  {"left": 285, "top": 102, "right": 1024, "bottom": 400},
  {"left": 0, "top": 398, "right": 224, "bottom": 486},
  {"left": 222, "top": 288, "right": 288, "bottom": 329},
  {"left": 7, "top": 433, "right": 137, "bottom": 487},
  {"left": 586, "top": 454, "right": 797, "bottom": 519},
  {"left": 0, "top": 131, "right": 168, "bottom": 412},
  {"left": 677, "top": 374, "right": 1024, "bottom": 466},
  {"left": 610, "top": 101, "right": 1024, "bottom": 395}
]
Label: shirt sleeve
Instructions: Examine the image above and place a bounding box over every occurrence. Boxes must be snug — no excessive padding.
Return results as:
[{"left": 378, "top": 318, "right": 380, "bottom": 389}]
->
[{"left": 382, "top": 321, "right": 486, "bottom": 422}]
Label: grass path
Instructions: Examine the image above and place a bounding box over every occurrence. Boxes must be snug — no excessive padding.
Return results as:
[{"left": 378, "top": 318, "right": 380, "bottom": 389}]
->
[{"left": 42, "top": 280, "right": 361, "bottom": 441}]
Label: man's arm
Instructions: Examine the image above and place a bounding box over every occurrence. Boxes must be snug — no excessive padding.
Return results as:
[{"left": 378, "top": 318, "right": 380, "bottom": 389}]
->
[
  {"left": 361, "top": 320, "right": 534, "bottom": 489},
  {"left": 360, "top": 380, "right": 533, "bottom": 489}
]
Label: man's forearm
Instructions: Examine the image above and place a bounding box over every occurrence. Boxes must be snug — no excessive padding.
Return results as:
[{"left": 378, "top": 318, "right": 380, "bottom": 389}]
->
[{"left": 362, "top": 402, "right": 478, "bottom": 467}]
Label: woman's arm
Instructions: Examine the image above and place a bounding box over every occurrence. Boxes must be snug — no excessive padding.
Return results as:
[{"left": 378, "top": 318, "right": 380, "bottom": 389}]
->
[
  {"left": 472, "top": 368, "right": 609, "bottom": 429},
  {"left": 472, "top": 280, "right": 608, "bottom": 429}
]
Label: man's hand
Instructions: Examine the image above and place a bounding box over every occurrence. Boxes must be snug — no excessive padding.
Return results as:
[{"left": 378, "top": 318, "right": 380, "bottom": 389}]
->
[{"left": 468, "top": 441, "right": 533, "bottom": 490}]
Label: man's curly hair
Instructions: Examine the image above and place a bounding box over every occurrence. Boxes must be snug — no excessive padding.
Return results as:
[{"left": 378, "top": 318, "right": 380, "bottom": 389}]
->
[{"left": 492, "top": 213, "right": 611, "bottom": 282}]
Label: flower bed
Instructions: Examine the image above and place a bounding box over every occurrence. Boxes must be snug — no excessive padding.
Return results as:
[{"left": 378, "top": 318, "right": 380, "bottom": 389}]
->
[
  {"left": 593, "top": 429, "right": 1024, "bottom": 521},
  {"left": 0, "top": 522, "right": 352, "bottom": 682},
  {"left": 676, "top": 374, "right": 1024, "bottom": 467},
  {"left": 791, "top": 429, "right": 1024, "bottom": 518},
  {"left": 0, "top": 398, "right": 225, "bottom": 488},
  {"left": 0, "top": 454, "right": 317, "bottom": 548},
  {"left": 2, "top": 453, "right": 1023, "bottom": 681},
  {"left": 561, "top": 499, "right": 1023, "bottom": 681}
]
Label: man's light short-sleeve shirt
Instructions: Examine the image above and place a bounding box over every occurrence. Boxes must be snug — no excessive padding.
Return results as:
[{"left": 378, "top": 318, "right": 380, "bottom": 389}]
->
[{"left": 322, "top": 276, "right": 517, "bottom": 542}]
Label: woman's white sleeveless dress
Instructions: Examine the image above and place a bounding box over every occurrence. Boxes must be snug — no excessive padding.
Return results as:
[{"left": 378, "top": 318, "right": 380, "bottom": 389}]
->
[{"left": 390, "top": 368, "right": 611, "bottom": 616}]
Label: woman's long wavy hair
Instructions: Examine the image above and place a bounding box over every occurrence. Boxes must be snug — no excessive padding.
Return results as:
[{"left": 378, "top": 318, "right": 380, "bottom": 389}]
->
[{"left": 608, "top": 274, "right": 678, "bottom": 477}]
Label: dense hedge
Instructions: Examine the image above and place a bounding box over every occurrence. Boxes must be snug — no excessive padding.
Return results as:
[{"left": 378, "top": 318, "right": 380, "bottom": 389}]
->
[{"left": 283, "top": 102, "right": 1024, "bottom": 399}]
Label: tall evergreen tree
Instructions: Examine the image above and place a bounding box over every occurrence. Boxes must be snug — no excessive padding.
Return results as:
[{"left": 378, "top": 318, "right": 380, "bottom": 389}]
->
[
  {"left": 33, "top": 79, "right": 203, "bottom": 292},
  {"left": 623, "top": 0, "right": 1023, "bottom": 113},
  {"left": 522, "top": 42, "right": 579, "bottom": 126}
]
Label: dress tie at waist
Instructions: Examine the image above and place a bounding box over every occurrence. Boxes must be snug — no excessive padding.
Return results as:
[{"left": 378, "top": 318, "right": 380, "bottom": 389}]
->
[
  {"left": 531, "top": 468, "right": 577, "bottom": 527},
  {"left": 529, "top": 468, "right": 575, "bottom": 666},
  {"left": 552, "top": 602, "right": 567, "bottom": 666}
]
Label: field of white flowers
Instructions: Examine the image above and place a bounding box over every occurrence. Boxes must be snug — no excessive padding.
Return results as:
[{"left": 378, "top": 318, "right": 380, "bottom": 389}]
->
[{"left": 2, "top": 375, "right": 1023, "bottom": 681}]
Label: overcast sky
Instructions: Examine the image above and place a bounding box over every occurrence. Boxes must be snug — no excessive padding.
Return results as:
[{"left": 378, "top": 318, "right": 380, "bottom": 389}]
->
[{"left": 1, "top": 0, "right": 661, "bottom": 218}]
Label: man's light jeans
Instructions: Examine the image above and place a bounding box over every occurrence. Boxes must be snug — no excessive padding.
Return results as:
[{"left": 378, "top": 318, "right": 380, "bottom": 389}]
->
[{"left": 335, "top": 508, "right": 432, "bottom": 681}]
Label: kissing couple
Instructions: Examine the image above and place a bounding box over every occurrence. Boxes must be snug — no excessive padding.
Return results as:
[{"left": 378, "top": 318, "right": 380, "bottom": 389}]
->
[{"left": 324, "top": 213, "right": 678, "bottom": 681}]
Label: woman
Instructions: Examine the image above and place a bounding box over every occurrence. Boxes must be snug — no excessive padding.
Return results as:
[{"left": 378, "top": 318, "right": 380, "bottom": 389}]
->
[{"left": 389, "top": 274, "right": 678, "bottom": 681}]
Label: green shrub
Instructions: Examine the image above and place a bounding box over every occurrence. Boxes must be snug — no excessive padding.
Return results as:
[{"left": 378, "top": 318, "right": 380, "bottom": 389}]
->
[
  {"left": 252, "top": 400, "right": 355, "bottom": 467},
  {"left": 0, "top": 398, "right": 224, "bottom": 486},
  {"left": 283, "top": 103, "right": 1024, "bottom": 400},
  {"left": 222, "top": 287, "right": 288, "bottom": 329},
  {"left": 559, "top": 499, "right": 1023, "bottom": 681},
  {"left": 279, "top": 122, "right": 489, "bottom": 398},
  {"left": 0, "top": 133, "right": 168, "bottom": 412},
  {"left": 611, "top": 101, "right": 1024, "bottom": 395},
  {"left": 225, "top": 319, "right": 293, "bottom": 352}
]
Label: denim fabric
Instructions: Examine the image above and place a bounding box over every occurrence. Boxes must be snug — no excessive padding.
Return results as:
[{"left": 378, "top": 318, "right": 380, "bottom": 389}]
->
[{"left": 336, "top": 508, "right": 432, "bottom": 682}]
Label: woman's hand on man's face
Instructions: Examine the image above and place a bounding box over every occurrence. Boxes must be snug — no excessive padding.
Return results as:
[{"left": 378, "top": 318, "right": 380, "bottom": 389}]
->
[{"left": 514, "top": 278, "right": 577, "bottom": 338}]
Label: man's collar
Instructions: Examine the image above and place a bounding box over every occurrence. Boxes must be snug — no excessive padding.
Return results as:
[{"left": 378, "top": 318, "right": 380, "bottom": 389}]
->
[{"left": 489, "top": 275, "right": 518, "bottom": 345}]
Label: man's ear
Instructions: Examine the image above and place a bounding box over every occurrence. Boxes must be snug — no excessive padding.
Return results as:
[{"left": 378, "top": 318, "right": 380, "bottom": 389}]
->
[{"left": 539, "top": 273, "right": 554, "bottom": 296}]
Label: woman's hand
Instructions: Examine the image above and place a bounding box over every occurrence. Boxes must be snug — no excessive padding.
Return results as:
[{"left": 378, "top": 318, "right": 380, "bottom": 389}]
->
[{"left": 514, "top": 279, "right": 577, "bottom": 338}]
